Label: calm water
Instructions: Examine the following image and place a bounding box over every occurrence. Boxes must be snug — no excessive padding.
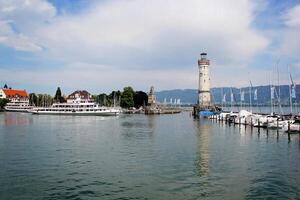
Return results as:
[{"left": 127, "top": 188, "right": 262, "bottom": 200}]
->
[{"left": 0, "top": 112, "right": 300, "bottom": 200}]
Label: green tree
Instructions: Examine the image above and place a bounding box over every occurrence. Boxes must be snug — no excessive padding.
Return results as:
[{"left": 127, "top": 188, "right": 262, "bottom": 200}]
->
[
  {"left": 29, "top": 93, "right": 38, "bottom": 106},
  {"left": 121, "top": 87, "right": 134, "bottom": 108},
  {"left": 108, "top": 90, "right": 121, "bottom": 106},
  {"left": 37, "top": 94, "right": 53, "bottom": 107},
  {"left": 0, "top": 98, "right": 9, "bottom": 109},
  {"left": 134, "top": 91, "right": 148, "bottom": 108},
  {"left": 54, "top": 87, "right": 65, "bottom": 103},
  {"left": 97, "top": 93, "right": 108, "bottom": 106}
]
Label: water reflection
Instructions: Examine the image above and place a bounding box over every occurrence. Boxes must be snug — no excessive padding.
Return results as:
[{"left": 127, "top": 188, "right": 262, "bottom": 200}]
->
[
  {"left": 193, "top": 120, "right": 210, "bottom": 176},
  {"left": 0, "top": 112, "right": 32, "bottom": 126}
]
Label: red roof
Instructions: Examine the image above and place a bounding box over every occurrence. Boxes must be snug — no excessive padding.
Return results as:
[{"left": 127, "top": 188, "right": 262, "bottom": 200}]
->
[{"left": 2, "top": 89, "right": 28, "bottom": 98}]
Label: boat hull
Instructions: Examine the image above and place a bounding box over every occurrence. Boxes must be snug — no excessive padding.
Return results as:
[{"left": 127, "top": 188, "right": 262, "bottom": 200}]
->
[
  {"left": 4, "top": 108, "right": 32, "bottom": 113},
  {"left": 30, "top": 111, "right": 119, "bottom": 116}
]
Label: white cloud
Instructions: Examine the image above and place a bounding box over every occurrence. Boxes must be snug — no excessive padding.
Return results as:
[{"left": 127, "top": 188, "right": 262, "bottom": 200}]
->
[
  {"left": 0, "top": 0, "right": 55, "bottom": 51},
  {"left": 0, "top": 0, "right": 273, "bottom": 90},
  {"left": 284, "top": 5, "right": 300, "bottom": 28},
  {"left": 279, "top": 5, "right": 300, "bottom": 58},
  {"left": 35, "top": 0, "right": 268, "bottom": 67}
]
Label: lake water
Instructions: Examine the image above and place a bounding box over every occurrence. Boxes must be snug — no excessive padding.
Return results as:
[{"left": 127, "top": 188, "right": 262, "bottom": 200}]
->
[{"left": 0, "top": 112, "right": 300, "bottom": 200}]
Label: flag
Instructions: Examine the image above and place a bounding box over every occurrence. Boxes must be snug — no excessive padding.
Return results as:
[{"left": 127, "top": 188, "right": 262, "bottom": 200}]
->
[
  {"left": 164, "top": 98, "right": 167, "bottom": 104},
  {"left": 231, "top": 92, "right": 234, "bottom": 103},
  {"left": 241, "top": 91, "right": 244, "bottom": 101},
  {"left": 271, "top": 86, "right": 275, "bottom": 100},
  {"left": 254, "top": 89, "right": 257, "bottom": 101},
  {"left": 291, "top": 84, "right": 296, "bottom": 99},
  {"left": 170, "top": 98, "right": 172, "bottom": 104},
  {"left": 222, "top": 94, "right": 226, "bottom": 102}
]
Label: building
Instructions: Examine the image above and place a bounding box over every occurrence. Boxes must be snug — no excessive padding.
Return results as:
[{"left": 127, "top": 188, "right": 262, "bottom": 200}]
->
[
  {"left": 0, "top": 88, "right": 29, "bottom": 102},
  {"left": 67, "top": 90, "right": 93, "bottom": 103},
  {"left": 198, "top": 52, "right": 211, "bottom": 107}
]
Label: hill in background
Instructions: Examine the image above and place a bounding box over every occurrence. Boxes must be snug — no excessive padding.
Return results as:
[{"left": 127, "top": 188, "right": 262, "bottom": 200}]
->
[{"left": 155, "top": 85, "right": 299, "bottom": 105}]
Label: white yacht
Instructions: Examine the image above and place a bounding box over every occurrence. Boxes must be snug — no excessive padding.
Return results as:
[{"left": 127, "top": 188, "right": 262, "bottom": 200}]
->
[
  {"left": 5, "top": 100, "right": 33, "bottom": 112},
  {"left": 30, "top": 102, "right": 120, "bottom": 116},
  {"left": 29, "top": 90, "right": 120, "bottom": 116}
]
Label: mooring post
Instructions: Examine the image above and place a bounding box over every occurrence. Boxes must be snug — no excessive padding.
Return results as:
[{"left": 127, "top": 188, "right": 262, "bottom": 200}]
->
[
  {"left": 266, "top": 119, "right": 269, "bottom": 135},
  {"left": 277, "top": 118, "right": 279, "bottom": 139},
  {"left": 288, "top": 121, "right": 291, "bottom": 142},
  {"left": 258, "top": 119, "right": 260, "bottom": 134}
]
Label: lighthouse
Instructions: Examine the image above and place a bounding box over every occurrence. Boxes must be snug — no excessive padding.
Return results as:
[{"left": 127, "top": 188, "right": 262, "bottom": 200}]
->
[{"left": 198, "top": 53, "right": 211, "bottom": 107}]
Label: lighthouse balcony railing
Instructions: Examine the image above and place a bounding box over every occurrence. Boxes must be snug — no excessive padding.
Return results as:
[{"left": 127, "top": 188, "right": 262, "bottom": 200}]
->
[{"left": 198, "top": 60, "right": 210, "bottom": 65}]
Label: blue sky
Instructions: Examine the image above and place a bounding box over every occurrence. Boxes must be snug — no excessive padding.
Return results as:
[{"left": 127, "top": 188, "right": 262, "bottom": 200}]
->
[{"left": 0, "top": 0, "right": 300, "bottom": 95}]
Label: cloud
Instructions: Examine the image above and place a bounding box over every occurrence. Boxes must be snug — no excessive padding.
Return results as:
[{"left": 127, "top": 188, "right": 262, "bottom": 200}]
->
[
  {"left": 0, "top": 0, "right": 55, "bottom": 51},
  {"left": 0, "top": 0, "right": 273, "bottom": 91},
  {"left": 284, "top": 5, "right": 300, "bottom": 28},
  {"left": 36, "top": 0, "right": 269, "bottom": 68},
  {"left": 279, "top": 5, "right": 300, "bottom": 60}
]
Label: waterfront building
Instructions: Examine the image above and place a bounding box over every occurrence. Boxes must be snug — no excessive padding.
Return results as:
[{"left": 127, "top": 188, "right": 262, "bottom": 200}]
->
[
  {"left": 67, "top": 90, "right": 93, "bottom": 103},
  {"left": 0, "top": 88, "right": 28, "bottom": 101},
  {"left": 0, "top": 88, "right": 33, "bottom": 112},
  {"left": 198, "top": 53, "right": 211, "bottom": 107}
]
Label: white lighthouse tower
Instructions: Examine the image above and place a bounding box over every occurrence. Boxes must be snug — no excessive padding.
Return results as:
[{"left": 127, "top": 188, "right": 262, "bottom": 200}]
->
[{"left": 198, "top": 53, "right": 211, "bottom": 107}]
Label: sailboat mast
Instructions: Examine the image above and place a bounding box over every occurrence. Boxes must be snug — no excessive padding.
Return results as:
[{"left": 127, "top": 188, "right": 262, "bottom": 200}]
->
[
  {"left": 221, "top": 88, "right": 223, "bottom": 110},
  {"left": 289, "top": 84, "right": 293, "bottom": 114},
  {"left": 277, "top": 63, "right": 283, "bottom": 114},
  {"left": 288, "top": 66, "right": 293, "bottom": 114},
  {"left": 249, "top": 81, "right": 252, "bottom": 113}
]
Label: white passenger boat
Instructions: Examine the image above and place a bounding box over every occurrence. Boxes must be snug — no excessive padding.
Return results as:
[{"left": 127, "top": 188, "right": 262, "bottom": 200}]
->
[
  {"left": 30, "top": 102, "right": 120, "bottom": 116},
  {"left": 4, "top": 100, "right": 33, "bottom": 112}
]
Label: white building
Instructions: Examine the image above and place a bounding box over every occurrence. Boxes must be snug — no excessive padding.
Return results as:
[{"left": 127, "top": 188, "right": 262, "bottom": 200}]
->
[
  {"left": 0, "top": 88, "right": 29, "bottom": 102},
  {"left": 67, "top": 90, "right": 93, "bottom": 103},
  {"left": 198, "top": 53, "right": 211, "bottom": 107}
]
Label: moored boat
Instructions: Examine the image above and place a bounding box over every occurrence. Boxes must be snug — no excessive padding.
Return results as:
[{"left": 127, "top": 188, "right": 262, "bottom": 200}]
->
[
  {"left": 29, "top": 90, "right": 120, "bottom": 116},
  {"left": 29, "top": 102, "right": 120, "bottom": 116},
  {"left": 282, "top": 118, "right": 300, "bottom": 133}
]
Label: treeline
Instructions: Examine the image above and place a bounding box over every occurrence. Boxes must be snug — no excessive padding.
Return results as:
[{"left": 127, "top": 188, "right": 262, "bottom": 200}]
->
[
  {"left": 28, "top": 86, "right": 148, "bottom": 108},
  {"left": 94, "top": 87, "right": 148, "bottom": 108},
  {"left": 29, "top": 87, "right": 66, "bottom": 106}
]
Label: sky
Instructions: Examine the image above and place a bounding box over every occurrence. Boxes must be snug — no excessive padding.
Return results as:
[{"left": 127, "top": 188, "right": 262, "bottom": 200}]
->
[{"left": 0, "top": 0, "right": 300, "bottom": 95}]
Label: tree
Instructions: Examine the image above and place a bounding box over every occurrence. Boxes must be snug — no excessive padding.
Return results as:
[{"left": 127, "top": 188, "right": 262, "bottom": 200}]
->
[
  {"left": 37, "top": 94, "right": 53, "bottom": 107},
  {"left": 108, "top": 90, "right": 121, "bottom": 106},
  {"left": 54, "top": 87, "right": 65, "bottom": 103},
  {"left": 121, "top": 87, "right": 134, "bottom": 108},
  {"left": 134, "top": 91, "right": 148, "bottom": 108},
  {"left": 0, "top": 98, "right": 9, "bottom": 109},
  {"left": 29, "top": 93, "right": 38, "bottom": 106}
]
